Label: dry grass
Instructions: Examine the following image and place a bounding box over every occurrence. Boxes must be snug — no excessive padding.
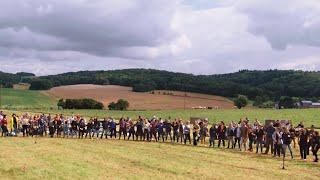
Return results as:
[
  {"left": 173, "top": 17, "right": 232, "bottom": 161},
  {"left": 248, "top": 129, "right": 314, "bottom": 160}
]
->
[
  {"left": 47, "top": 84, "right": 234, "bottom": 110},
  {"left": 0, "top": 138, "right": 319, "bottom": 180}
]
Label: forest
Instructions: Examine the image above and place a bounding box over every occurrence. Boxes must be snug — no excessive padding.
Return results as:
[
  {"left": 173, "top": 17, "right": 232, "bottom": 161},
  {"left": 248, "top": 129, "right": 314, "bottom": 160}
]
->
[{"left": 1, "top": 69, "right": 320, "bottom": 103}]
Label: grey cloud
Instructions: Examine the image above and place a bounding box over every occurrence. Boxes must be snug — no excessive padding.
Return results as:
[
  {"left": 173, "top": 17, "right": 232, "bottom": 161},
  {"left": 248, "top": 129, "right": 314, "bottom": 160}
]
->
[
  {"left": 237, "top": 0, "right": 320, "bottom": 50},
  {"left": 0, "top": 0, "right": 179, "bottom": 58}
]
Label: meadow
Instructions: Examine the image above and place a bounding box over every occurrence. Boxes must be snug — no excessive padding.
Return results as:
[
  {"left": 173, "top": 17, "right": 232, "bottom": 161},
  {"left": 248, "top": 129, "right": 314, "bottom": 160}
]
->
[
  {"left": 2, "top": 88, "right": 319, "bottom": 126},
  {"left": 0, "top": 88, "right": 56, "bottom": 110},
  {"left": 1, "top": 88, "right": 320, "bottom": 179},
  {"left": 0, "top": 138, "right": 319, "bottom": 180}
]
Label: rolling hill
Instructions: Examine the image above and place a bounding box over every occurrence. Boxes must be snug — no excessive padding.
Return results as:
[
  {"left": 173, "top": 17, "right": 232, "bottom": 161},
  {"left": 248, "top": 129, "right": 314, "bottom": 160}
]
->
[{"left": 47, "top": 84, "right": 234, "bottom": 110}]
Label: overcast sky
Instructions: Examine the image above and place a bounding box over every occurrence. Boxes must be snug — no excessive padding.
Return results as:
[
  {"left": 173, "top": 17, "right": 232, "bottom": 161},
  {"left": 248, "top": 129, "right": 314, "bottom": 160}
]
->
[{"left": 0, "top": 0, "right": 320, "bottom": 75}]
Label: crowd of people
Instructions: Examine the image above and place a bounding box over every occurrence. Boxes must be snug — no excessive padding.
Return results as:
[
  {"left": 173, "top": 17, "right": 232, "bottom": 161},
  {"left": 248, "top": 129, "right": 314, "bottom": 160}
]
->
[{"left": 0, "top": 111, "right": 319, "bottom": 163}]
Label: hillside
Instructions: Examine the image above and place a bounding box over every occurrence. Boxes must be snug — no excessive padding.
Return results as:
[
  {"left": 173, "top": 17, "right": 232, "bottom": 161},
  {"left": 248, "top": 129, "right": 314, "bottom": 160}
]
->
[
  {"left": 47, "top": 84, "right": 234, "bottom": 110},
  {"left": 2, "top": 69, "right": 320, "bottom": 103},
  {"left": 0, "top": 88, "right": 56, "bottom": 109}
]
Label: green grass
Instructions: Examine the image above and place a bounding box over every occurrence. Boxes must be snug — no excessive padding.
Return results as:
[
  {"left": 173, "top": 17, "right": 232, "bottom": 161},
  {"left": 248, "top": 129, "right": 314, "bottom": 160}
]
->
[
  {"left": 0, "top": 88, "right": 319, "bottom": 127},
  {"left": 0, "top": 88, "right": 56, "bottom": 109},
  {"left": 6, "top": 108, "right": 319, "bottom": 127},
  {"left": 0, "top": 138, "right": 319, "bottom": 180}
]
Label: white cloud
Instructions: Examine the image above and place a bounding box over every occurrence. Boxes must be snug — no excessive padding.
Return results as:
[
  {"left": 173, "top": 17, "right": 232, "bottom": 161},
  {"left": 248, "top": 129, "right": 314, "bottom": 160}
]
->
[{"left": 0, "top": 0, "right": 319, "bottom": 75}]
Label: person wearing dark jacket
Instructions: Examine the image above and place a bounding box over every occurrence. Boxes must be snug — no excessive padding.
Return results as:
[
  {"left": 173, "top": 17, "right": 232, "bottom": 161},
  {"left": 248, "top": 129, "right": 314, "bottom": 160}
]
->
[
  {"left": 173, "top": 121, "right": 179, "bottom": 142},
  {"left": 248, "top": 128, "right": 256, "bottom": 152},
  {"left": 78, "top": 119, "right": 86, "bottom": 139},
  {"left": 282, "top": 127, "right": 294, "bottom": 159},
  {"left": 311, "top": 131, "right": 319, "bottom": 162},
  {"left": 255, "top": 126, "right": 264, "bottom": 153},
  {"left": 217, "top": 122, "right": 226, "bottom": 148},
  {"left": 157, "top": 122, "right": 165, "bottom": 142},
  {"left": 299, "top": 128, "right": 309, "bottom": 160},
  {"left": 209, "top": 124, "right": 217, "bottom": 148},
  {"left": 135, "top": 117, "right": 144, "bottom": 141},
  {"left": 85, "top": 119, "right": 93, "bottom": 139},
  {"left": 164, "top": 120, "right": 172, "bottom": 142},
  {"left": 264, "top": 123, "right": 275, "bottom": 154},
  {"left": 109, "top": 119, "right": 117, "bottom": 139},
  {"left": 127, "top": 120, "right": 135, "bottom": 141},
  {"left": 118, "top": 118, "right": 127, "bottom": 140},
  {"left": 93, "top": 117, "right": 100, "bottom": 138},
  {"left": 101, "top": 118, "right": 109, "bottom": 139},
  {"left": 183, "top": 121, "right": 191, "bottom": 144}
]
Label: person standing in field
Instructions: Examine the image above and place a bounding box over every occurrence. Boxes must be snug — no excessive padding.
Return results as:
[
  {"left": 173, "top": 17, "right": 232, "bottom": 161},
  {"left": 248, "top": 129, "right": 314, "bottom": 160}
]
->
[
  {"left": 281, "top": 127, "right": 294, "bottom": 159},
  {"left": 135, "top": 117, "right": 144, "bottom": 141},
  {"left": 150, "top": 119, "right": 158, "bottom": 142},
  {"left": 63, "top": 117, "right": 70, "bottom": 138},
  {"left": 273, "top": 127, "right": 282, "bottom": 157},
  {"left": 311, "top": 131, "right": 319, "bottom": 162},
  {"left": 217, "top": 121, "right": 226, "bottom": 148},
  {"left": 127, "top": 119, "right": 135, "bottom": 141},
  {"left": 178, "top": 120, "right": 184, "bottom": 143},
  {"left": 93, "top": 117, "right": 100, "bottom": 138},
  {"left": 173, "top": 120, "right": 179, "bottom": 142},
  {"left": 264, "top": 123, "right": 275, "bottom": 154},
  {"left": 71, "top": 116, "right": 78, "bottom": 138},
  {"left": 240, "top": 121, "right": 249, "bottom": 151},
  {"left": 100, "top": 118, "right": 109, "bottom": 139},
  {"left": 248, "top": 126, "right": 256, "bottom": 152},
  {"left": 0, "top": 112, "right": 3, "bottom": 135},
  {"left": 20, "top": 113, "right": 30, "bottom": 137},
  {"left": 85, "top": 118, "right": 93, "bottom": 139},
  {"left": 11, "top": 114, "right": 18, "bottom": 136},
  {"left": 1, "top": 115, "right": 8, "bottom": 137},
  {"left": 78, "top": 118, "right": 86, "bottom": 139},
  {"left": 118, "top": 117, "right": 127, "bottom": 140},
  {"left": 109, "top": 118, "right": 117, "bottom": 139},
  {"left": 255, "top": 125, "right": 265, "bottom": 153},
  {"left": 48, "top": 116, "right": 55, "bottom": 138},
  {"left": 157, "top": 120, "right": 165, "bottom": 142},
  {"left": 143, "top": 119, "right": 150, "bottom": 141},
  {"left": 234, "top": 123, "right": 241, "bottom": 149},
  {"left": 299, "top": 128, "right": 309, "bottom": 160},
  {"left": 227, "top": 123, "right": 235, "bottom": 149},
  {"left": 164, "top": 119, "right": 172, "bottom": 142},
  {"left": 193, "top": 120, "right": 200, "bottom": 146},
  {"left": 183, "top": 121, "right": 191, "bottom": 145},
  {"left": 199, "top": 122, "right": 208, "bottom": 145},
  {"left": 209, "top": 123, "right": 217, "bottom": 148}
]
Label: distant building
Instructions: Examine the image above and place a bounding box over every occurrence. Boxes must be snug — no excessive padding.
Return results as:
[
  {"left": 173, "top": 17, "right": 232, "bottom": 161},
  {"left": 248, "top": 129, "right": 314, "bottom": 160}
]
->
[{"left": 299, "top": 100, "right": 320, "bottom": 108}]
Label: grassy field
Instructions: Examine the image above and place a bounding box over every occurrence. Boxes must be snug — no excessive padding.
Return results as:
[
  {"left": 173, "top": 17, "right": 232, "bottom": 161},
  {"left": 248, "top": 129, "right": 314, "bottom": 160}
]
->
[
  {"left": 0, "top": 138, "right": 319, "bottom": 180},
  {"left": 1, "top": 88, "right": 56, "bottom": 109},
  {"left": 1, "top": 88, "right": 319, "bottom": 126},
  {"left": 1, "top": 88, "right": 320, "bottom": 179},
  {"left": 5, "top": 108, "right": 319, "bottom": 127}
]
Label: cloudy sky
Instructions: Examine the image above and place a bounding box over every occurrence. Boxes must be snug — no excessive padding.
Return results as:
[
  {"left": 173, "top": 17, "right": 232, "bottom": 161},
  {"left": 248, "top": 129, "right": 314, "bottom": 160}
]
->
[{"left": 0, "top": 0, "right": 320, "bottom": 75}]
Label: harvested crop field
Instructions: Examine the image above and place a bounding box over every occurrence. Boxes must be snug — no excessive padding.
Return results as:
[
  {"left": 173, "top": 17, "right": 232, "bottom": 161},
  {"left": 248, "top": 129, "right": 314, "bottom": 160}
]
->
[{"left": 47, "top": 84, "right": 234, "bottom": 110}]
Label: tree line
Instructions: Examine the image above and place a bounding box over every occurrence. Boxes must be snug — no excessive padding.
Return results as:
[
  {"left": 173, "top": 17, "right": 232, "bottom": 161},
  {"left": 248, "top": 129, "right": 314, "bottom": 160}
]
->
[{"left": 2, "top": 69, "right": 320, "bottom": 105}]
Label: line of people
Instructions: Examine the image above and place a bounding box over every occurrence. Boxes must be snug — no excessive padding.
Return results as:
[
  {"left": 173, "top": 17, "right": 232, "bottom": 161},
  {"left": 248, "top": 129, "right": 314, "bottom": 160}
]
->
[{"left": 0, "top": 111, "right": 319, "bottom": 163}]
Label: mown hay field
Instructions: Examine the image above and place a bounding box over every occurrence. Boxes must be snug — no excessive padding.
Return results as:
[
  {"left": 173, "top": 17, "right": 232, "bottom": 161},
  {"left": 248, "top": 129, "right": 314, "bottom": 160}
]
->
[
  {"left": 47, "top": 84, "right": 234, "bottom": 110},
  {"left": 0, "top": 138, "right": 319, "bottom": 180}
]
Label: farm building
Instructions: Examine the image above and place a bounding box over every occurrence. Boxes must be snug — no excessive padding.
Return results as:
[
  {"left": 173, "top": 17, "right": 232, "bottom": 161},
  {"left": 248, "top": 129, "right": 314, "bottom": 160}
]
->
[{"left": 299, "top": 100, "right": 320, "bottom": 108}]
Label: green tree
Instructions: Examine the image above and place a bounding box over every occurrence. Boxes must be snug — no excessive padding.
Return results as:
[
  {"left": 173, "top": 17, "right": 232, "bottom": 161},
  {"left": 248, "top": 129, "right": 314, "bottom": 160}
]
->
[
  {"left": 29, "top": 79, "right": 53, "bottom": 90},
  {"left": 278, "top": 96, "right": 295, "bottom": 109},
  {"left": 108, "top": 102, "right": 117, "bottom": 110},
  {"left": 57, "top": 99, "right": 65, "bottom": 109},
  {"left": 116, "top": 99, "right": 129, "bottom": 110},
  {"left": 234, "top": 95, "right": 248, "bottom": 109}
]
